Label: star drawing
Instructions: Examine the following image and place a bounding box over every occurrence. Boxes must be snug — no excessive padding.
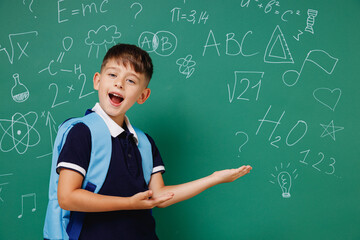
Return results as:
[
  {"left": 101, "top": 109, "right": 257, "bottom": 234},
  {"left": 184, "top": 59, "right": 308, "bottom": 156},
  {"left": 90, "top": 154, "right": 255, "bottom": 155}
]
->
[{"left": 320, "top": 120, "right": 344, "bottom": 141}]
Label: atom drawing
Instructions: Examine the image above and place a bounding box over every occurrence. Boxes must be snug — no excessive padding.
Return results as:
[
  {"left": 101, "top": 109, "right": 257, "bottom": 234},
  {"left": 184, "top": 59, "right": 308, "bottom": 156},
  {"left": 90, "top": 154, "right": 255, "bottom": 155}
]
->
[{"left": 0, "top": 111, "right": 40, "bottom": 155}]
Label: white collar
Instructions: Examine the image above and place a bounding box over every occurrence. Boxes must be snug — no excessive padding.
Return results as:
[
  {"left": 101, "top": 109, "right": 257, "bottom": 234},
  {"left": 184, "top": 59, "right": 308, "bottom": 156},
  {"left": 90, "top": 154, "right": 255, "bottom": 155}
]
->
[{"left": 92, "top": 103, "right": 139, "bottom": 144}]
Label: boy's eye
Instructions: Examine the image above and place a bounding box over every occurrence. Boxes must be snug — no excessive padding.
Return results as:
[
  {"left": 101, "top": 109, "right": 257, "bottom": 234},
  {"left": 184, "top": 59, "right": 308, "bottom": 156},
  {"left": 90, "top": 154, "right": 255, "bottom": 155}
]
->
[
  {"left": 109, "top": 73, "right": 117, "bottom": 78},
  {"left": 127, "top": 79, "right": 135, "bottom": 84}
]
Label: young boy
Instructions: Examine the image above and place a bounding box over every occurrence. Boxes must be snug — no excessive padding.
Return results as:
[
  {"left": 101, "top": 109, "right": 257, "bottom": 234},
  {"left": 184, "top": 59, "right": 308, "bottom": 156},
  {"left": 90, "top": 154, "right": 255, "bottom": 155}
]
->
[{"left": 43, "top": 43, "right": 252, "bottom": 240}]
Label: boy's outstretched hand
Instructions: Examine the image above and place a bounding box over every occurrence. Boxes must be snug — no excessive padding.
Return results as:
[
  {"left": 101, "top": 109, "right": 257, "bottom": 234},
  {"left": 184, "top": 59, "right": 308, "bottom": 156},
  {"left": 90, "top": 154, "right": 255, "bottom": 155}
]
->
[
  {"left": 129, "top": 190, "right": 174, "bottom": 210},
  {"left": 141, "top": 165, "right": 252, "bottom": 209},
  {"left": 211, "top": 165, "right": 252, "bottom": 184}
]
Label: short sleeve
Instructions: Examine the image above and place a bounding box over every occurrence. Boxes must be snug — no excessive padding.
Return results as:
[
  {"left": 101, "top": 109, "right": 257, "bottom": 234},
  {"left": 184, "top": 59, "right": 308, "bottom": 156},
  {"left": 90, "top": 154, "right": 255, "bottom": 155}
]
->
[
  {"left": 145, "top": 133, "right": 165, "bottom": 175},
  {"left": 56, "top": 123, "right": 92, "bottom": 177}
]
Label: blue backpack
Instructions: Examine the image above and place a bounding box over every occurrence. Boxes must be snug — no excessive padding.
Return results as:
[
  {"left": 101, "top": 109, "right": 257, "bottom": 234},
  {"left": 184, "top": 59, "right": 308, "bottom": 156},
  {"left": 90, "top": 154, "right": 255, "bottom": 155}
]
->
[{"left": 43, "top": 112, "right": 153, "bottom": 240}]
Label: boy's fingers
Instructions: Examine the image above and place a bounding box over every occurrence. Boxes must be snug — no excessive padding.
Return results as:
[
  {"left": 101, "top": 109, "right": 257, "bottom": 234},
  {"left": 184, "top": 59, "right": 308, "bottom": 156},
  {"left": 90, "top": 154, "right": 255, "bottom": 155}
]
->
[
  {"left": 236, "top": 165, "right": 252, "bottom": 176},
  {"left": 147, "top": 190, "right": 153, "bottom": 198},
  {"left": 137, "top": 190, "right": 153, "bottom": 200},
  {"left": 238, "top": 165, "right": 252, "bottom": 171},
  {"left": 155, "top": 193, "right": 174, "bottom": 203}
]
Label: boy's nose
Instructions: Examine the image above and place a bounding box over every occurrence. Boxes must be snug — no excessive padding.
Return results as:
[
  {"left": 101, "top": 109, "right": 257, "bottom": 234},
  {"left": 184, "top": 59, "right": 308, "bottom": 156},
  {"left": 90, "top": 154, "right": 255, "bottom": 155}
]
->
[{"left": 114, "top": 79, "right": 124, "bottom": 89}]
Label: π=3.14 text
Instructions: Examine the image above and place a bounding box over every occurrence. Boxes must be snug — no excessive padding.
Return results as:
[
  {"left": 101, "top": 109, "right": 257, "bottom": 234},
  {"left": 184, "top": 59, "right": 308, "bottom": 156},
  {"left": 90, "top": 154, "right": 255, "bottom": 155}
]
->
[{"left": 170, "top": 7, "right": 209, "bottom": 24}]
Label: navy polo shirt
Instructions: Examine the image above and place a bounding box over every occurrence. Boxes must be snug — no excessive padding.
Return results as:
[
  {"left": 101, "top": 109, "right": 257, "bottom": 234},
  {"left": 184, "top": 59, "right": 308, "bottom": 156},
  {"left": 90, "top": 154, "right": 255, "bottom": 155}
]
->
[{"left": 56, "top": 103, "right": 165, "bottom": 240}]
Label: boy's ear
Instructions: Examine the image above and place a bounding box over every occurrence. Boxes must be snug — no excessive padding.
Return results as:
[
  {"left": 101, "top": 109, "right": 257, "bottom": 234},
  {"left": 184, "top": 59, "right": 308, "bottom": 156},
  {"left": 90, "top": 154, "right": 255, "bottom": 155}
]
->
[
  {"left": 137, "top": 88, "right": 151, "bottom": 104},
  {"left": 93, "top": 72, "right": 100, "bottom": 90}
]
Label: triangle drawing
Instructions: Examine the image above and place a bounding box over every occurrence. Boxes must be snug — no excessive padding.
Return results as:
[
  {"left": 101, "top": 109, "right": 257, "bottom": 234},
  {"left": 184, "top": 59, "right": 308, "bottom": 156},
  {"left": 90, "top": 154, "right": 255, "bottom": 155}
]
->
[
  {"left": 269, "top": 35, "right": 286, "bottom": 59},
  {"left": 264, "top": 25, "right": 294, "bottom": 63}
]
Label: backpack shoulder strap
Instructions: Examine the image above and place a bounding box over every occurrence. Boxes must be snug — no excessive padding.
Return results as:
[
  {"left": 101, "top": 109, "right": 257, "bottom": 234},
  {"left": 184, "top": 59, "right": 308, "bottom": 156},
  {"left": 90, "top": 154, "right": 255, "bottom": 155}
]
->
[
  {"left": 44, "top": 112, "right": 112, "bottom": 240},
  {"left": 133, "top": 127, "right": 153, "bottom": 185},
  {"left": 80, "top": 113, "right": 112, "bottom": 192},
  {"left": 44, "top": 116, "right": 85, "bottom": 240},
  {"left": 65, "top": 112, "right": 112, "bottom": 240}
]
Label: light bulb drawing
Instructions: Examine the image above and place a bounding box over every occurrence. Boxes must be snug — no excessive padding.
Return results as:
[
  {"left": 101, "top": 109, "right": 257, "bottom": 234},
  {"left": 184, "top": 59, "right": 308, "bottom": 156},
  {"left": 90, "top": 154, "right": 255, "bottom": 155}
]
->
[
  {"left": 277, "top": 171, "right": 291, "bottom": 198},
  {"left": 269, "top": 162, "right": 298, "bottom": 198}
]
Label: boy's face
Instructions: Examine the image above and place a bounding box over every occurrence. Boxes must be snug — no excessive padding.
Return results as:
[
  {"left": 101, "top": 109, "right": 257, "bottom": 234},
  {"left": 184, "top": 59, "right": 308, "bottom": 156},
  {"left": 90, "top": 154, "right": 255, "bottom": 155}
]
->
[{"left": 93, "top": 58, "right": 151, "bottom": 126}]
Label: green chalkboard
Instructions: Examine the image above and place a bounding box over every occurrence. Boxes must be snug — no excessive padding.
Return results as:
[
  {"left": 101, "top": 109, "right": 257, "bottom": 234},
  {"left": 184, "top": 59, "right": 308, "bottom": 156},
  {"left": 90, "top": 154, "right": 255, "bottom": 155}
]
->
[{"left": 1, "top": 0, "right": 359, "bottom": 239}]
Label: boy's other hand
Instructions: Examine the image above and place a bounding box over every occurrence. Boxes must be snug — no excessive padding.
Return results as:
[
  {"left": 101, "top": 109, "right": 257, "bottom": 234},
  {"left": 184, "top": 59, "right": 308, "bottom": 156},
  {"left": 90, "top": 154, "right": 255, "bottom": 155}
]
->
[
  {"left": 211, "top": 165, "right": 252, "bottom": 184},
  {"left": 129, "top": 190, "right": 174, "bottom": 210}
]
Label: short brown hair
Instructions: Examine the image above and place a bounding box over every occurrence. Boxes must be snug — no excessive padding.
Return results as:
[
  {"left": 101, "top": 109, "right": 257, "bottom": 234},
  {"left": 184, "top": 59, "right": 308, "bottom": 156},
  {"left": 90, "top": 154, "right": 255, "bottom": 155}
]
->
[{"left": 101, "top": 43, "right": 153, "bottom": 82}]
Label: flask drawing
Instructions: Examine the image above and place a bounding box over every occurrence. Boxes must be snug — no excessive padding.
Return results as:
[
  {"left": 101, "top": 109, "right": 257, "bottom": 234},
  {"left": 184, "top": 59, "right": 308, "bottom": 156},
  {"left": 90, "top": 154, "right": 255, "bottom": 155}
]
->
[
  {"left": 11, "top": 73, "right": 29, "bottom": 103},
  {"left": 277, "top": 171, "right": 291, "bottom": 198}
]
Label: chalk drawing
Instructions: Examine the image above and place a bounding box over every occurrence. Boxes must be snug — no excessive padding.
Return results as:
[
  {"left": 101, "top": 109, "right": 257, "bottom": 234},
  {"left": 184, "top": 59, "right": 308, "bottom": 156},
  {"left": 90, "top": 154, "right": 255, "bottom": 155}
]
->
[
  {"left": 130, "top": 2, "right": 143, "bottom": 20},
  {"left": 256, "top": 106, "right": 307, "bottom": 148},
  {"left": 38, "top": 59, "right": 58, "bottom": 76},
  {"left": 59, "top": 36, "right": 73, "bottom": 63},
  {"left": 299, "top": 150, "right": 336, "bottom": 175},
  {"left": 18, "top": 193, "right": 36, "bottom": 218},
  {"left": 240, "top": 0, "right": 250, "bottom": 8},
  {"left": 305, "top": 9, "right": 318, "bottom": 34},
  {"left": 277, "top": 171, "right": 292, "bottom": 198},
  {"left": 313, "top": 88, "right": 341, "bottom": 111},
  {"left": 37, "top": 111, "right": 58, "bottom": 159},
  {"left": 264, "top": 25, "right": 294, "bottom": 64},
  {"left": 138, "top": 31, "right": 178, "bottom": 57},
  {"left": 202, "top": 30, "right": 260, "bottom": 57},
  {"left": 40, "top": 62, "right": 93, "bottom": 107},
  {"left": 203, "top": 30, "right": 261, "bottom": 57},
  {"left": 227, "top": 71, "right": 263, "bottom": 103},
  {"left": 281, "top": 10, "right": 293, "bottom": 22},
  {"left": 170, "top": 7, "right": 209, "bottom": 24},
  {"left": 67, "top": 85, "right": 75, "bottom": 93},
  {"left": 235, "top": 131, "right": 249, "bottom": 157},
  {"left": 202, "top": 29, "right": 220, "bottom": 56},
  {"left": 320, "top": 120, "right": 344, "bottom": 141},
  {"left": 48, "top": 83, "right": 69, "bottom": 108},
  {"left": 0, "top": 31, "right": 38, "bottom": 64},
  {"left": 0, "top": 112, "right": 40, "bottom": 155},
  {"left": 39, "top": 36, "right": 74, "bottom": 75},
  {"left": 0, "top": 173, "right": 13, "bottom": 203},
  {"left": 11, "top": 73, "right": 30, "bottom": 103},
  {"left": 256, "top": 105, "right": 285, "bottom": 141},
  {"left": 176, "top": 54, "right": 196, "bottom": 78},
  {"left": 85, "top": 25, "right": 121, "bottom": 58},
  {"left": 269, "top": 162, "right": 298, "bottom": 198},
  {"left": 78, "top": 73, "right": 95, "bottom": 99},
  {"left": 46, "top": 111, "right": 57, "bottom": 150},
  {"left": 22, "top": 0, "right": 37, "bottom": 18},
  {"left": 241, "top": 0, "right": 302, "bottom": 21},
  {"left": 57, "top": 0, "right": 109, "bottom": 23},
  {"left": 285, "top": 120, "right": 308, "bottom": 147},
  {"left": 263, "top": 0, "right": 281, "bottom": 14},
  {"left": 293, "top": 30, "right": 304, "bottom": 41},
  {"left": 226, "top": 31, "right": 260, "bottom": 57},
  {"left": 282, "top": 50, "right": 339, "bottom": 87}
]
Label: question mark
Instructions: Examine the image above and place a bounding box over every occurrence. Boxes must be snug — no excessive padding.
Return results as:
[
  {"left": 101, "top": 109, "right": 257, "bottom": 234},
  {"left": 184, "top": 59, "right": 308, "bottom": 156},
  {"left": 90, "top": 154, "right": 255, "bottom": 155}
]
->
[
  {"left": 130, "top": 2, "right": 143, "bottom": 19},
  {"left": 235, "top": 131, "right": 249, "bottom": 157},
  {"left": 23, "top": 0, "right": 37, "bottom": 18}
]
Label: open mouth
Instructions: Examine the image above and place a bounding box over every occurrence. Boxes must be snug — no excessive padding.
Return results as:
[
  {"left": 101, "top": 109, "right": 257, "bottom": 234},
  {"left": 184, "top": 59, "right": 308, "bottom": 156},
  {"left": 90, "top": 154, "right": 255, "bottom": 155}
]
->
[{"left": 109, "top": 93, "right": 124, "bottom": 105}]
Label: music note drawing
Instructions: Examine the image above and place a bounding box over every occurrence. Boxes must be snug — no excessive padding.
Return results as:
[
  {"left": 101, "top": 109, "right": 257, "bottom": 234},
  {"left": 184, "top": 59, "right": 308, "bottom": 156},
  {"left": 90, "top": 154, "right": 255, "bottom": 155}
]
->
[
  {"left": 282, "top": 49, "right": 338, "bottom": 87},
  {"left": 18, "top": 193, "right": 36, "bottom": 218}
]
